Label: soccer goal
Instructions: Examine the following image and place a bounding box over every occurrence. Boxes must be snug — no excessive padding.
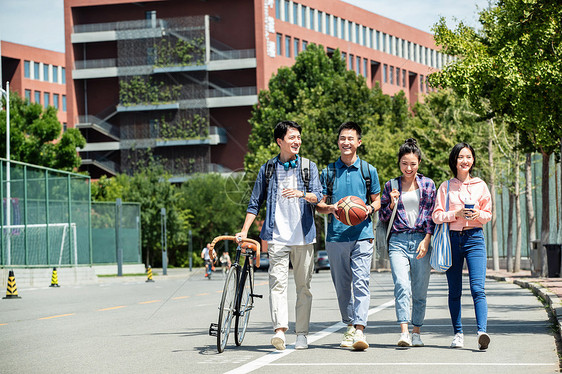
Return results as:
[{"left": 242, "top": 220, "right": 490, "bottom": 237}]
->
[{"left": 2, "top": 223, "right": 78, "bottom": 266}]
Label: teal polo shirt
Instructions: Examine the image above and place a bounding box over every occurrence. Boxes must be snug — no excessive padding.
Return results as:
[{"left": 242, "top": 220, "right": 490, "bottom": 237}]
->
[{"left": 320, "top": 157, "right": 381, "bottom": 242}]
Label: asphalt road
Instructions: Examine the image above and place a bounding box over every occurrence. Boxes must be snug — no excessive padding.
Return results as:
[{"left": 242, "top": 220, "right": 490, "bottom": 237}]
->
[{"left": 0, "top": 269, "right": 559, "bottom": 373}]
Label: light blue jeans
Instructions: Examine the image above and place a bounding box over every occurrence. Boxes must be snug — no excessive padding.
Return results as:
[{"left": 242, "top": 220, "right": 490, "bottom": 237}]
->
[
  {"left": 325, "top": 240, "right": 373, "bottom": 327},
  {"left": 388, "top": 232, "right": 431, "bottom": 327}
]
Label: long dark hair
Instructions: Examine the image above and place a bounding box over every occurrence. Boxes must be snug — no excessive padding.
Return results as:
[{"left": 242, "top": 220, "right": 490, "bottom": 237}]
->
[{"left": 448, "top": 142, "right": 476, "bottom": 177}]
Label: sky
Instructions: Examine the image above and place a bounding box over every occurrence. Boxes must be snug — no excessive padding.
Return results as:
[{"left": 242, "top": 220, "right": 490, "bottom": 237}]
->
[{"left": 0, "top": 0, "right": 490, "bottom": 53}]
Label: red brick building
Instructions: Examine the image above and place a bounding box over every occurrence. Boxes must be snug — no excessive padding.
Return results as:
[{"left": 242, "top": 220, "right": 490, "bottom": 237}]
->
[
  {"left": 64, "top": 0, "right": 446, "bottom": 179},
  {"left": 1, "top": 41, "right": 68, "bottom": 127}
]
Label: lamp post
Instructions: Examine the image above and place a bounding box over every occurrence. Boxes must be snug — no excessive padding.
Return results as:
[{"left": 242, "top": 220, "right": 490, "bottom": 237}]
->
[{"left": 0, "top": 82, "right": 10, "bottom": 265}]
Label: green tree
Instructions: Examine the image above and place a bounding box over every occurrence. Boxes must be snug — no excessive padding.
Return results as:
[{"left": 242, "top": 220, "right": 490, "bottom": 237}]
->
[
  {"left": 246, "top": 43, "right": 411, "bottom": 182},
  {"left": 0, "top": 93, "right": 85, "bottom": 171}
]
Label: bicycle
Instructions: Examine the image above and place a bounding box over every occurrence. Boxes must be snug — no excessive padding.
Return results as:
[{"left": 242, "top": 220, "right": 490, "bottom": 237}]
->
[{"left": 208, "top": 235, "right": 263, "bottom": 353}]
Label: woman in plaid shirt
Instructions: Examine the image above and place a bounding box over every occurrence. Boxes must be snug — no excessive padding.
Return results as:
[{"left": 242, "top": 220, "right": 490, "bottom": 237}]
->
[{"left": 379, "top": 138, "right": 437, "bottom": 347}]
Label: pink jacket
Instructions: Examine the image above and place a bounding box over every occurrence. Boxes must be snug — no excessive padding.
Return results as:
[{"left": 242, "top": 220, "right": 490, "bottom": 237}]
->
[{"left": 432, "top": 177, "right": 492, "bottom": 231}]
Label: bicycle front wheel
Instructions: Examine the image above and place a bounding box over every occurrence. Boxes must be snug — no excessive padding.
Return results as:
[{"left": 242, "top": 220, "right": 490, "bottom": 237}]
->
[
  {"left": 234, "top": 260, "right": 254, "bottom": 346},
  {"left": 217, "top": 266, "right": 237, "bottom": 353}
]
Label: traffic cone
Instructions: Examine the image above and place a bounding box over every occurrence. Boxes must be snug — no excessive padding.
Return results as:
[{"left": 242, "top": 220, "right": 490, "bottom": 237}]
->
[
  {"left": 146, "top": 266, "right": 155, "bottom": 282},
  {"left": 3, "top": 270, "right": 21, "bottom": 299},
  {"left": 49, "top": 267, "right": 60, "bottom": 287}
]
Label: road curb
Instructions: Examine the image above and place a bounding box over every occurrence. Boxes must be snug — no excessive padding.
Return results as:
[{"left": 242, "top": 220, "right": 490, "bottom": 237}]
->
[{"left": 487, "top": 274, "right": 562, "bottom": 350}]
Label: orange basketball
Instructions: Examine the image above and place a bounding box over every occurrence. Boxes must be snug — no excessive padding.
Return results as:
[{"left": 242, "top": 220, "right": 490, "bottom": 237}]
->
[{"left": 336, "top": 195, "right": 369, "bottom": 226}]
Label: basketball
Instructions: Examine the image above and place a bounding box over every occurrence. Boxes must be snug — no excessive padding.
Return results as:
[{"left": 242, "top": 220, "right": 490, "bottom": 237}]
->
[{"left": 336, "top": 195, "right": 369, "bottom": 226}]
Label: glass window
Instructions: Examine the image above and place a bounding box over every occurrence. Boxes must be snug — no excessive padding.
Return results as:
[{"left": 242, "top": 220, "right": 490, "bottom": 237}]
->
[
  {"left": 34, "top": 62, "right": 40, "bottom": 80},
  {"left": 333, "top": 17, "right": 338, "bottom": 37},
  {"left": 363, "top": 58, "right": 368, "bottom": 78},
  {"left": 402, "top": 69, "right": 406, "bottom": 87},
  {"left": 53, "top": 66, "right": 58, "bottom": 83},
  {"left": 349, "top": 54, "right": 353, "bottom": 70},
  {"left": 390, "top": 66, "right": 394, "bottom": 84},
  {"left": 362, "top": 26, "right": 366, "bottom": 46},
  {"left": 44, "top": 64, "right": 49, "bottom": 82},
  {"left": 389, "top": 35, "right": 394, "bottom": 55},
  {"left": 382, "top": 33, "right": 387, "bottom": 52},
  {"left": 420, "top": 75, "right": 424, "bottom": 92},
  {"left": 284, "top": 0, "right": 289, "bottom": 22},
  {"left": 348, "top": 22, "right": 352, "bottom": 42},
  {"left": 34, "top": 91, "right": 41, "bottom": 103},
  {"left": 342, "top": 52, "right": 346, "bottom": 62},
  {"left": 44, "top": 92, "right": 50, "bottom": 108},
  {"left": 356, "top": 56, "right": 361, "bottom": 75},
  {"left": 302, "top": 40, "right": 308, "bottom": 50},
  {"left": 62, "top": 95, "right": 67, "bottom": 112},
  {"left": 293, "top": 3, "right": 298, "bottom": 25},
  {"left": 285, "top": 35, "right": 291, "bottom": 57},
  {"left": 294, "top": 38, "right": 300, "bottom": 56},
  {"left": 383, "top": 64, "right": 387, "bottom": 83},
  {"left": 275, "top": 0, "right": 281, "bottom": 19},
  {"left": 396, "top": 68, "right": 400, "bottom": 86},
  {"left": 302, "top": 7, "right": 306, "bottom": 28},
  {"left": 24, "top": 61, "right": 31, "bottom": 78},
  {"left": 395, "top": 37, "right": 400, "bottom": 56},
  {"left": 355, "top": 24, "right": 359, "bottom": 44},
  {"left": 309, "top": 8, "right": 314, "bottom": 30},
  {"left": 369, "top": 29, "right": 374, "bottom": 48},
  {"left": 61, "top": 67, "right": 66, "bottom": 84},
  {"left": 63, "top": 123, "right": 67, "bottom": 132},
  {"left": 414, "top": 44, "right": 418, "bottom": 62},
  {"left": 277, "top": 33, "right": 282, "bottom": 55},
  {"left": 376, "top": 31, "right": 380, "bottom": 50},
  {"left": 326, "top": 13, "right": 330, "bottom": 35},
  {"left": 340, "top": 19, "right": 345, "bottom": 40},
  {"left": 53, "top": 93, "right": 59, "bottom": 109},
  {"left": 318, "top": 11, "right": 323, "bottom": 32},
  {"left": 25, "top": 89, "right": 31, "bottom": 101}
]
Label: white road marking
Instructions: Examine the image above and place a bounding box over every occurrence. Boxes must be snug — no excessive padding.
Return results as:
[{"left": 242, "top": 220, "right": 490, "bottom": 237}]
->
[
  {"left": 224, "top": 299, "right": 395, "bottom": 374},
  {"left": 268, "top": 363, "right": 557, "bottom": 367}
]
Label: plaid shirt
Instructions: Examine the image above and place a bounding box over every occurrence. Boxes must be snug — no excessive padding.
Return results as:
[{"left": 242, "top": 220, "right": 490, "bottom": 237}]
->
[{"left": 379, "top": 173, "right": 436, "bottom": 235}]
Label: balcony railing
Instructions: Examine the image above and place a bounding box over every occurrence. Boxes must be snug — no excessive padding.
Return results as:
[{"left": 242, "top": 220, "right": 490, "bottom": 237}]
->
[
  {"left": 210, "top": 49, "right": 256, "bottom": 61},
  {"left": 207, "top": 86, "right": 257, "bottom": 98},
  {"left": 75, "top": 59, "right": 117, "bottom": 69}
]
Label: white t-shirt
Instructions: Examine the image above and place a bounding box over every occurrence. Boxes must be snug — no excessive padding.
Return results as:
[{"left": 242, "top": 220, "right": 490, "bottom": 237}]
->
[
  {"left": 201, "top": 248, "right": 210, "bottom": 261},
  {"left": 402, "top": 189, "right": 421, "bottom": 228},
  {"left": 272, "top": 166, "right": 310, "bottom": 245}
]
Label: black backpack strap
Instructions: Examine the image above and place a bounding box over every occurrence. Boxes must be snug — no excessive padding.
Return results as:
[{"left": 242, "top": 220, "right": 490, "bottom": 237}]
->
[
  {"left": 326, "top": 162, "right": 337, "bottom": 204},
  {"left": 300, "top": 157, "right": 310, "bottom": 192},
  {"left": 264, "top": 158, "right": 276, "bottom": 193},
  {"left": 359, "top": 159, "right": 372, "bottom": 204}
]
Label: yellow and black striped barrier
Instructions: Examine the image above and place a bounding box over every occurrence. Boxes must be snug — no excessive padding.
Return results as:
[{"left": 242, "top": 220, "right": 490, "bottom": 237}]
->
[
  {"left": 50, "top": 267, "right": 60, "bottom": 287},
  {"left": 3, "top": 270, "right": 21, "bottom": 299},
  {"left": 146, "top": 266, "right": 155, "bottom": 282}
]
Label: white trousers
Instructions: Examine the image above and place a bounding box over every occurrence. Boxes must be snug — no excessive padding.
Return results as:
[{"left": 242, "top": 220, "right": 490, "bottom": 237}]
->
[{"left": 268, "top": 243, "right": 314, "bottom": 334}]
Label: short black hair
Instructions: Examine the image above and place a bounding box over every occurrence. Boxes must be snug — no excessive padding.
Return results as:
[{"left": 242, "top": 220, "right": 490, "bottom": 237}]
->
[
  {"left": 274, "top": 121, "right": 301, "bottom": 143},
  {"left": 449, "top": 142, "right": 476, "bottom": 177},
  {"left": 337, "top": 121, "right": 362, "bottom": 139},
  {"left": 398, "top": 138, "right": 422, "bottom": 165}
]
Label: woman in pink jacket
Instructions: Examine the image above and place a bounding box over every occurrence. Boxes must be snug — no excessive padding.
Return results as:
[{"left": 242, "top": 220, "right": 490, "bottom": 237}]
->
[{"left": 432, "top": 143, "right": 492, "bottom": 350}]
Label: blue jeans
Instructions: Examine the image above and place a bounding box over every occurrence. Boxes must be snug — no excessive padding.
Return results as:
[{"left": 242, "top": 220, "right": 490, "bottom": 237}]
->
[
  {"left": 446, "top": 228, "right": 488, "bottom": 334},
  {"left": 388, "top": 232, "right": 431, "bottom": 327},
  {"left": 325, "top": 240, "right": 373, "bottom": 327}
]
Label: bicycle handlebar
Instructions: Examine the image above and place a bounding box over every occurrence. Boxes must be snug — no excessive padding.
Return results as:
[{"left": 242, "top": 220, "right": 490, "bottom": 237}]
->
[{"left": 209, "top": 235, "right": 261, "bottom": 268}]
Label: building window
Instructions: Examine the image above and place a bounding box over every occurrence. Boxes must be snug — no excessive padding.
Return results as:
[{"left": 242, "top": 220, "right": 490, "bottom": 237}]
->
[
  {"left": 383, "top": 64, "right": 388, "bottom": 83},
  {"left": 53, "top": 66, "right": 58, "bottom": 83},
  {"left": 318, "top": 11, "right": 323, "bottom": 32},
  {"left": 63, "top": 123, "right": 67, "bottom": 132},
  {"left": 390, "top": 66, "right": 394, "bottom": 84},
  {"left": 356, "top": 56, "right": 361, "bottom": 75},
  {"left": 294, "top": 38, "right": 300, "bottom": 56},
  {"left": 285, "top": 35, "right": 291, "bottom": 57},
  {"left": 277, "top": 33, "right": 283, "bottom": 55},
  {"left": 309, "top": 8, "right": 314, "bottom": 30},
  {"left": 25, "top": 89, "right": 31, "bottom": 101},
  {"left": 302, "top": 40, "right": 308, "bottom": 50},
  {"left": 62, "top": 95, "right": 67, "bottom": 111},
  {"left": 414, "top": 44, "right": 418, "bottom": 62},
  {"left": 275, "top": 0, "right": 281, "bottom": 19},
  {"left": 284, "top": 0, "right": 290, "bottom": 22},
  {"left": 24, "top": 61, "right": 31, "bottom": 78},
  {"left": 302, "top": 6, "right": 307, "bottom": 28},
  {"left": 44, "top": 64, "right": 49, "bottom": 82},
  {"left": 34, "top": 91, "right": 41, "bottom": 104},
  {"left": 43, "top": 92, "right": 50, "bottom": 108},
  {"left": 349, "top": 54, "right": 353, "bottom": 70},
  {"left": 326, "top": 13, "right": 331, "bottom": 35},
  {"left": 34, "top": 62, "right": 40, "bottom": 80},
  {"left": 363, "top": 58, "right": 368, "bottom": 78},
  {"left": 293, "top": 3, "right": 298, "bottom": 25},
  {"left": 376, "top": 31, "right": 380, "bottom": 50},
  {"left": 382, "top": 33, "right": 387, "bottom": 52},
  {"left": 348, "top": 22, "right": 352, "bottom": 42},
  {"left": 355, "top": 24, "right": 359, "bottom": 44},
  {"left": 396, "top": 68, "right": 400, "bottom": 86},
  {"left": 334, "top": 17, "right": 339, "bottom": 38},
  {"left": 362, "top": 26, "right": 367, "bottom": 46},
  {"left": 61, "top": 67, "right": 66, "bottom": 84},
  {"left": 420, "top": 75, "right": 424, "bottom": 92},
  {"left": 402, "top": 69, "right": 406, "bottom": 87},
  {"left": 340, "top": 19, "right": 345, "bottom": 40},
  {"left": 389, "top": 35, "right": 394, "bottom": 55},
  {"left": 53, "top": 93, "right": 59, "bottom": 110}
]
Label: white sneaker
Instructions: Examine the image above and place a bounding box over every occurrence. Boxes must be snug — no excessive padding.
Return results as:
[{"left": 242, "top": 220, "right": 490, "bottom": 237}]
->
[
  {"left": 271, "top": 330, "right": 286, "bottom": 350},
  {"left": 450, "top": 333, "right": 464, "bottom": 348},
  {"left": 412, "top": 333, "right": 424, "bottom": 347},
  {"left": 340, "top": 325, "right": 355, "bottom": 348},
  {"left": 295, "top": 334, "right": 308, "bottom": 349},
  {"left": 477, "top": 331, "right": 490, "bottom": 350},
  {"left": 397, "top": 332, "right": 412, "bottom": 347},
  {"left": 352, "top": 329, "right": 369, "bottom": 351}
]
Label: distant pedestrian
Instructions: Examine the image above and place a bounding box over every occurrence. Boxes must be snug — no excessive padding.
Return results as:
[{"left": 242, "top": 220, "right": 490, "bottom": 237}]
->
[
  {"left": 432, "top": 142, "right": 492, "bottom": 350},
  {"left": 379, "top": 138, "right": 436, "bottom": 347}
]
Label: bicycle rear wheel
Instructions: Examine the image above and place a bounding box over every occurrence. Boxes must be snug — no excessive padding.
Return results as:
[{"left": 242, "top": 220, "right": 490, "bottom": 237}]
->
[
  {"left": 234, "top": 260, "right": 254, "bottom": 346},
  {"left": 217, "top": 266, "right": 237, "bottom": 353}
]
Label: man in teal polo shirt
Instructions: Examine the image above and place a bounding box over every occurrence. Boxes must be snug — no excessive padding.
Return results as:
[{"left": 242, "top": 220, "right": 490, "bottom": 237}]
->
[{"left": 316, "top": 121, "right": 381, "bottom": 351}]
